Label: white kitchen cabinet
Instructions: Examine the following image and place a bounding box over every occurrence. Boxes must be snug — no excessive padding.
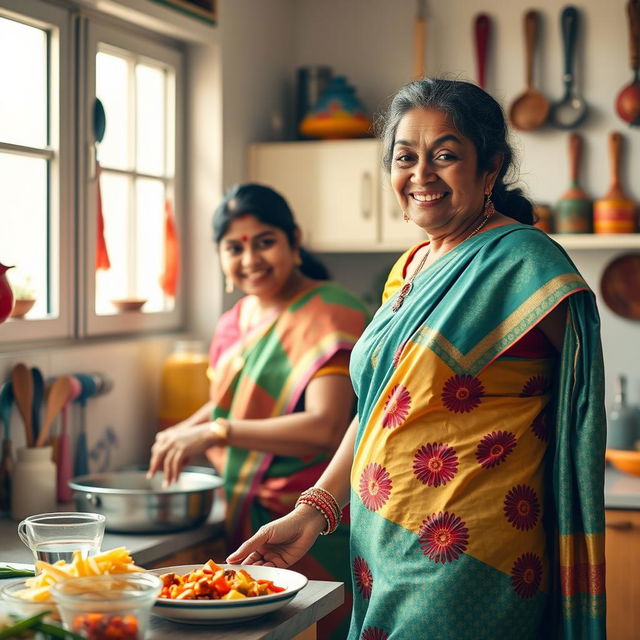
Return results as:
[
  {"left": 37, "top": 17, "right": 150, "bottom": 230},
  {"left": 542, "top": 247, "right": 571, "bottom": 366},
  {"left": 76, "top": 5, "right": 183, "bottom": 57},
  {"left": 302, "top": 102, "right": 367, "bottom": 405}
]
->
[{"left": 248, "top": 139, "right": 424, "bottom": 253}]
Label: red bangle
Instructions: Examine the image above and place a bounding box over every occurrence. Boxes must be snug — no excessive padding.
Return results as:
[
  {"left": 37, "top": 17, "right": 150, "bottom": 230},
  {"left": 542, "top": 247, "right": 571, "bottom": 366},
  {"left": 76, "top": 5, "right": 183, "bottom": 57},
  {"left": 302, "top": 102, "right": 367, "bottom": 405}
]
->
[
  {"left": 295, "top": 486, "right": 341, "bottom": 535},
  {"left": 296, "top": 496, "right": 336, "bottom": 535}
]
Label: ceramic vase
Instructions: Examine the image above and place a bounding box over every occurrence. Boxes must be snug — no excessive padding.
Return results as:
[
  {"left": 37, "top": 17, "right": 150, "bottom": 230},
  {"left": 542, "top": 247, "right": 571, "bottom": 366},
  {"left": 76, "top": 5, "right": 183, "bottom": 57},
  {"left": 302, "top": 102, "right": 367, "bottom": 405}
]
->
[
  {"left": 299, "top": 76, "right": 371, "bottom": 140},
  {"left": 0, "top": 263, "right": 14, "bottom": 324},
  {"left": 11, "top": 446, "right": 57, "bottom": 521}
]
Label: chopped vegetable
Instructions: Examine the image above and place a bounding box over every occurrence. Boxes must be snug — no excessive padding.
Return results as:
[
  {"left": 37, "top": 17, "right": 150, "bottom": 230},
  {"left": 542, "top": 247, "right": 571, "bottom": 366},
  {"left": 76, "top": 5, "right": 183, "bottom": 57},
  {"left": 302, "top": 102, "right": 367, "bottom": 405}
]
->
[
  {"left": 158, "top": 560, "right": 285, "bottom": 601},
  {"left": 72, "top": 613, "right": 139, "bottom": 640}
]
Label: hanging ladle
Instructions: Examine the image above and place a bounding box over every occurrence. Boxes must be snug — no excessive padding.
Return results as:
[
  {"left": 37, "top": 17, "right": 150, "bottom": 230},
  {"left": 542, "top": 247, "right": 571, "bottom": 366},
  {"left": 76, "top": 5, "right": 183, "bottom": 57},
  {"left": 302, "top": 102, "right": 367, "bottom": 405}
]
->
[
  {"left": 509, "top": 10, "right": 550, "bottom": 132},
  {"left": 549, "top": 6, "right": 588, "bottom": 129},
  {"left": 616, "top": 0, "right": 640, "bottom": 126}
]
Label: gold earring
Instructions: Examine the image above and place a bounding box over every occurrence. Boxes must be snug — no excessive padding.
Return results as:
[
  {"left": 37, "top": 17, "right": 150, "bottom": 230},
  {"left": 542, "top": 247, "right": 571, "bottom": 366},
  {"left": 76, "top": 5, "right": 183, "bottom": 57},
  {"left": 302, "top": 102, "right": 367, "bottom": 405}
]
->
[
  {"left": 294, "top": 252, "right": 302, "bottom": 266},
  {"left": 483, "top": 192, "right": 496, "bottom": 217},
  {"left": 225, "top": 276, "right": 234, "bottom": 294}
]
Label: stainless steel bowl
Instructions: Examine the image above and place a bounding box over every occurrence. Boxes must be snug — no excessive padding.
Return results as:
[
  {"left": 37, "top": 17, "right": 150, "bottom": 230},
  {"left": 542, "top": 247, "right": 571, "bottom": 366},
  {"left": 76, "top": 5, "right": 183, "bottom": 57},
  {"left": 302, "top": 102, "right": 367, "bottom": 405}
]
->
[{"left": 69, "top": 467, "right": 224, "bottom": 533}]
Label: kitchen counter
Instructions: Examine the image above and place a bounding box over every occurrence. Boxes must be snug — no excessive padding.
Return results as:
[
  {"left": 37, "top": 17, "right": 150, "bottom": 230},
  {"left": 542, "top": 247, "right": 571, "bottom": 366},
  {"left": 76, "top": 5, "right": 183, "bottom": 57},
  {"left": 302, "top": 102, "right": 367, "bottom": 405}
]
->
[
  {"left": 604, "top": 465, "right": 640, "bottom": 509},
  {"left": 0, "top": 498, "right": 225, "bottom": 566},
  {"left": 0, "top": 498, "right": 344, "bottom": 640}
]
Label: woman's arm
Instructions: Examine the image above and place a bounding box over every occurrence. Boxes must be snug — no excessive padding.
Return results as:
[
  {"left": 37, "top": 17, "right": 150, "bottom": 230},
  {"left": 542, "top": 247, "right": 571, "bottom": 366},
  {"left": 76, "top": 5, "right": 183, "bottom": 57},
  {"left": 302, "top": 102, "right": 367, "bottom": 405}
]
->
[
  {"left": 226, "top": 415, "right": 358, "bottom": 567},
  {"left": 148, "top": 372, "right": 355, "bottom": 485},
  {"left": 227, "top": 373, "right": 354, "bottom": 456}
]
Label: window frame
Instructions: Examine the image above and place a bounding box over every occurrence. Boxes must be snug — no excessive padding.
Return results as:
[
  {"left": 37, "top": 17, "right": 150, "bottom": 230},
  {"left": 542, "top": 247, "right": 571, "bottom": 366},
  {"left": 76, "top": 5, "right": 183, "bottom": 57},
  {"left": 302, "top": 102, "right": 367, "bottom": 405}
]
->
[
  {"left": 79, "top": 17, "right": 186, "bottom": 337},
  {"left": 0, "top": 0, "right": 74, "bottom": 343}
]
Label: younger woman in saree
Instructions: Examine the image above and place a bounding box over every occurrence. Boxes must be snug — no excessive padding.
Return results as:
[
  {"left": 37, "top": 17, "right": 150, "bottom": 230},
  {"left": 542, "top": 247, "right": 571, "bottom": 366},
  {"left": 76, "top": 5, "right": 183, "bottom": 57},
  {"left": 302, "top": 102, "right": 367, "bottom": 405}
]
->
[
  {"left": 228, "top": 80, "right": 606, "bottom": 640},
  {"left": 148, "top": 183, "right": 370, "bottom": 640}
]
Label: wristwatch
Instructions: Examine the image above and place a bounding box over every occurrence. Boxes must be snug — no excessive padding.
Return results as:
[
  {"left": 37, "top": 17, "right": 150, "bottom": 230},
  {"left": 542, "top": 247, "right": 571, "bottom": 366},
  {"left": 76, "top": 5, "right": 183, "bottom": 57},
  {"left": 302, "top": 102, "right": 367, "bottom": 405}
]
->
[{"left": 209, "top": 417, "right": 231, "bottom": 445}]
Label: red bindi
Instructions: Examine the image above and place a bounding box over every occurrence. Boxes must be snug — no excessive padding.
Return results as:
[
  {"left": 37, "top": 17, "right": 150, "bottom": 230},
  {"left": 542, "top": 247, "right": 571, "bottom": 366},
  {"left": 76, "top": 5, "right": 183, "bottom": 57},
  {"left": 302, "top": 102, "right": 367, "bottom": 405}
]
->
[{"left": 241, "top": 235, "right": 249, "bottom": 243}]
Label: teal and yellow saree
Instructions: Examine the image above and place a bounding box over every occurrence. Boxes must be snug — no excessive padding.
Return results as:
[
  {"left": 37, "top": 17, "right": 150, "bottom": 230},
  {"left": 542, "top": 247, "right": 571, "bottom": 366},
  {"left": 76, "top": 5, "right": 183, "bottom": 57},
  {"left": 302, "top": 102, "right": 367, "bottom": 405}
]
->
[{"left": 348, "top": 225, "right": 605, "bottom": 639}]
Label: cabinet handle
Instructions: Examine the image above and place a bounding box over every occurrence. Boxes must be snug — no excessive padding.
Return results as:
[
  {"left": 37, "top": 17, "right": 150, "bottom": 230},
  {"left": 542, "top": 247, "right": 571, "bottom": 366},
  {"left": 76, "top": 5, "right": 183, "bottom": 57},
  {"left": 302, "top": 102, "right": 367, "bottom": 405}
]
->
[
  {"left": 605, "top": 520, "right": 634, "bottom": 531},
  {"left": 361, "top": 171, "right": 372, "bottom": 220}
]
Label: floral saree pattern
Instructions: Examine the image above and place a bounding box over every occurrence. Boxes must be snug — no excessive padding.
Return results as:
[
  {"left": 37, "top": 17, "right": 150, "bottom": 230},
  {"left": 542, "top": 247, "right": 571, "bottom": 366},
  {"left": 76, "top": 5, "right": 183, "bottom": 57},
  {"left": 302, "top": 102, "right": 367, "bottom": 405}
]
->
[{"left": 348, "top": 226, "right": 606, "bottom": 639}]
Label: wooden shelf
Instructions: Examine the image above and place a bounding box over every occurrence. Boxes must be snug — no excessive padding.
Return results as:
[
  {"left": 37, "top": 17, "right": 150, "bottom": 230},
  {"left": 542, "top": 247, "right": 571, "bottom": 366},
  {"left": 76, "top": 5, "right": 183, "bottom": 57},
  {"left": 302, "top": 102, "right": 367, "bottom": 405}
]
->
[{"left": 550, "top": 234, "right": 640, "bottom": 250}]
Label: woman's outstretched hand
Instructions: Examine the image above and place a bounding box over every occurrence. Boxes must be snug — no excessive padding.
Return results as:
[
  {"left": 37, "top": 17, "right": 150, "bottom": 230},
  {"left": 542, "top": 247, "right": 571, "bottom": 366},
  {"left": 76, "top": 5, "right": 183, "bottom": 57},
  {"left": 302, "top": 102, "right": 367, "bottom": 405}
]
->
[
  {"left": 226, "top": 504, "right": 327, "bottom": 568},
  {"left": 147, "top": 422, "right": 216, "bottom": 487}
]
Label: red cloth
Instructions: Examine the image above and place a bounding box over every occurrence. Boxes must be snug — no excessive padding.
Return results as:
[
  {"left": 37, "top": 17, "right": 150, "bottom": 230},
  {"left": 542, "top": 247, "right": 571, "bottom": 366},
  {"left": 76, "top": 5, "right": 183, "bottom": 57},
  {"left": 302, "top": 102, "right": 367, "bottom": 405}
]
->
[
  {"left": 95, "top": 164, "right": 111, "bottom": 271},
  {"left": 503, "top": 326, "right": 555, "bottom": 358},
  {"left": 159, "top": 199, "right": 180, "bottom": 297}
]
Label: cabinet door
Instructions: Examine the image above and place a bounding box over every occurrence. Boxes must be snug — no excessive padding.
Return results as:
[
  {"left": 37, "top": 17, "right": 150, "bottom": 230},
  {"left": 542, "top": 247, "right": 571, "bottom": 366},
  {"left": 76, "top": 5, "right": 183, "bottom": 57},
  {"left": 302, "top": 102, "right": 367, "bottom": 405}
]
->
[
  {"left": 379, "top": 177, "right": 427, "bottom": 250},
  {"left": 605, "top": 509, "right": 640, "bottom": 640},
  {"left": 249, "top": 140, "right": 379, "bottom": 251}
]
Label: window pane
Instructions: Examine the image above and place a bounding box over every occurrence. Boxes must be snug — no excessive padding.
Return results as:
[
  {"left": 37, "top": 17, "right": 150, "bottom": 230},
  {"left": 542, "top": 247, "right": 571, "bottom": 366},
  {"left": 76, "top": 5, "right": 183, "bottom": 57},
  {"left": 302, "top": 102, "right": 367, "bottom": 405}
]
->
[
  {"left": 136, "top": 64, "right": 165, "bottom": 176},
  {"left": 0, "top": 153, "right": 49, "bottom": 318},
  {"left": 136, "top": 178, "right": 170, "bottom": 311},
  {"left": 96, "top": 52, "right": 130, "bottom": 170},
  {"left": 96, "top": 172, "right": 130, "bottom": 314},
  {"left": 0, "top": 17, "right": 47, "bottom": 148}
]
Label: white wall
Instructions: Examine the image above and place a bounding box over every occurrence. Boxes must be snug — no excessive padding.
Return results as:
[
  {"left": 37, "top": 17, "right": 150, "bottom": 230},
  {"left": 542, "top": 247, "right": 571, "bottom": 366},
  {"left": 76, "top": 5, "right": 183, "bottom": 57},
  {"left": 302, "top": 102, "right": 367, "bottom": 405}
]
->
[
  {"left": 288, "top": 0, "right": 640, "bottom": 406},
  {"left": 292, "top": 0, "right": 637, "bottom": 206}
]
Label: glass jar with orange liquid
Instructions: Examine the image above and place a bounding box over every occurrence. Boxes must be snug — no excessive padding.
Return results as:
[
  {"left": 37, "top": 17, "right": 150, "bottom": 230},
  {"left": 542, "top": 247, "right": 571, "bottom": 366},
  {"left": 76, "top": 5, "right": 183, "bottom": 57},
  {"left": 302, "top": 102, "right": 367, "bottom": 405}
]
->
[{"left": 158, "top": 340, "right": 210, "bottom": 430}]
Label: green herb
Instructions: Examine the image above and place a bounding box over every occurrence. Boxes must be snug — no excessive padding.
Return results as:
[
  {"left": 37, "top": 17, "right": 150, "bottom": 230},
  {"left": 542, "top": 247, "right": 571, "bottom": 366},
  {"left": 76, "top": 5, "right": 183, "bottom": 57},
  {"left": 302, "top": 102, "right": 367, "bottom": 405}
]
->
[
  {"left": 0, "top": 612, "right": 84, "bottom": 639},
  {"left": 0, "top": 611, "right": 46, "bottom": 638},
  {"left": 0, "top": 567, "right": 35, "bottom": 579},
  {"left": 36, "top": 620, "right": 85, "bottom": 639}
]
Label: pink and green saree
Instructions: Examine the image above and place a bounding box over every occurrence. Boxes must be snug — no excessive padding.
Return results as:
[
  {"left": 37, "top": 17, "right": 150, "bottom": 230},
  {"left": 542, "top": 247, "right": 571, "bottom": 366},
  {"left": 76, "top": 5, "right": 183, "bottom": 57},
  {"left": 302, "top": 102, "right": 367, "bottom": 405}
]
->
[{"left": 207, "top": 281, "right": 369, "bottom": 640}]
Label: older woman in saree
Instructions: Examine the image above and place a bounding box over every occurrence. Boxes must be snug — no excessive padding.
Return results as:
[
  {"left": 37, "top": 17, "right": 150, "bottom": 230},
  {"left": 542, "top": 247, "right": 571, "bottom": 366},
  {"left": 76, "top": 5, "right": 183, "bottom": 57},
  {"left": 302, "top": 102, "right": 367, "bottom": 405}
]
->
[
  {"left": 228, "top": 79, "right": 606, "bottom": 640},
  {"left": 148, "top": 183, "right": 370, "bottom": 640}
]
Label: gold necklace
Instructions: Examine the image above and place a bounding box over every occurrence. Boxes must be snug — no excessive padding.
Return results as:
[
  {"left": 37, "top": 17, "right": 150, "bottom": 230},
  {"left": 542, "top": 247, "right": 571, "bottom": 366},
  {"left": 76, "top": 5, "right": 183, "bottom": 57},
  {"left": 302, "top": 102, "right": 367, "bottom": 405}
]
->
[{"left": 391, "top": 213, "right": 492, "bottom": 313}]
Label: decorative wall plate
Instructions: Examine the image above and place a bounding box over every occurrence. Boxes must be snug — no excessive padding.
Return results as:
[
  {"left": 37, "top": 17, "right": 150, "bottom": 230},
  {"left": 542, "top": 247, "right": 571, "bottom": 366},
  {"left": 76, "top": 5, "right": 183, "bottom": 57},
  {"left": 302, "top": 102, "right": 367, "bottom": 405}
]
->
[{"left": 600, "top": 253, "right": 640, "bottom": 320}]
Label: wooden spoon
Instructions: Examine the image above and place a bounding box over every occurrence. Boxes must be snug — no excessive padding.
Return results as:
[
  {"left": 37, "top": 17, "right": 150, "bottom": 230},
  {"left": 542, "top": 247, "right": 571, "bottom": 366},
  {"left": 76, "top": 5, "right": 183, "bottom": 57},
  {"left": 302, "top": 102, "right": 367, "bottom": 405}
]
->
[
  {"left": 474, "top": 14, "right": 491, "bottom": 90},
  {"left": 11, "top": 363, "right": 33, "bottom": 447},
  {"left": 509, "top": 10, "right": 550, "bottom": 131},
  {"left": 616, "top": 0, "right": 640, "bottom": 126},
  {"left": 35, "top": 375, "right": 72, "bottom": 447}
]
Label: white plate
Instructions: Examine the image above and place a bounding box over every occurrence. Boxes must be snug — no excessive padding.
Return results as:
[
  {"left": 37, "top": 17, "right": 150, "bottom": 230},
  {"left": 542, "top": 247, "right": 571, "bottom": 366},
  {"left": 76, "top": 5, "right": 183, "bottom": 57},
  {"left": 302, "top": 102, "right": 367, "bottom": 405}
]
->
[{"left": 148, "top": 564, "right": 308, "bottom": 625}]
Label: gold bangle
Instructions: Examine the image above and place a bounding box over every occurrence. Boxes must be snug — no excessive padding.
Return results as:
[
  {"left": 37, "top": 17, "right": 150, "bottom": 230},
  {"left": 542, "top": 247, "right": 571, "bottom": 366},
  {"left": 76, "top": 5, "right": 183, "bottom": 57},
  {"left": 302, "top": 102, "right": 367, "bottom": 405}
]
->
[{"left": 210, "top": 417, "right": 231, "bottom": 445}]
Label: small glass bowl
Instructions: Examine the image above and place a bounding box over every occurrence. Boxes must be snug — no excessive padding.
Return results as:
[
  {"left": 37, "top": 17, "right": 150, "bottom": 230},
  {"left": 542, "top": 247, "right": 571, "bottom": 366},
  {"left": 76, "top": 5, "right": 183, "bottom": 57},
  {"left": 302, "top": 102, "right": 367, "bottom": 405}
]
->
[
  {"left": 51, "top": 573, "right": 162, "bottom": 640},
  {"left": 0, "top": 578, "right": 59, "bottom": 620}
]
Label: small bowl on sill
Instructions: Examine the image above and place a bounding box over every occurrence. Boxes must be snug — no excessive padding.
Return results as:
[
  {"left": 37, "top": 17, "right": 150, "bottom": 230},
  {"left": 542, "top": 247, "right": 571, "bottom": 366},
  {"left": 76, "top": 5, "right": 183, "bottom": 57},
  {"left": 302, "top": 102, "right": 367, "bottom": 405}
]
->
[
  {"left": 111, "top": 298, "right": 147, "bottom": 313},
  {"left": 10, "top": 298, "right": 36, "bottom": 319},
  {"left": 605, "top": 448, "right": 640, "bottom": 476}
]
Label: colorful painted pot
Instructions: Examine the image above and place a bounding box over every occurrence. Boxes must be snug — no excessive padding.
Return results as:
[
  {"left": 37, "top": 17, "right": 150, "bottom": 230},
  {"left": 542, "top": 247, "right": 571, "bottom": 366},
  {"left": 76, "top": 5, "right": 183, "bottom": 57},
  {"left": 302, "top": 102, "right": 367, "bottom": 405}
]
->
[{"left": 299, "top": 76, "right": 371, "bottom": 140}]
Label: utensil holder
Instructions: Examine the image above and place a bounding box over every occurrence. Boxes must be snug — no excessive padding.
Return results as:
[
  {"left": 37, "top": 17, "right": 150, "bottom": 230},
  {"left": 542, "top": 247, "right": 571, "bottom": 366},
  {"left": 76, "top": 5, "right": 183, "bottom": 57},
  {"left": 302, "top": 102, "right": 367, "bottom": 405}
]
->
[{"left": 11, "top": 446, "right": 56, "bottom": 521}]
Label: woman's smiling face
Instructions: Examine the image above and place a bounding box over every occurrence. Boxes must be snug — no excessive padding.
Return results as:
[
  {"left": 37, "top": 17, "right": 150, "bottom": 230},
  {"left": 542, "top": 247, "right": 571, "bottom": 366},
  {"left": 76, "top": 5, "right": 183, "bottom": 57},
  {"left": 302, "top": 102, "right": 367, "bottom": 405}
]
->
[
  {"left": 219, "top": 214, "right": 300, "bottom": 303},
  {"left": 390, "top": 107, "right": 497, "bottom": 237}
]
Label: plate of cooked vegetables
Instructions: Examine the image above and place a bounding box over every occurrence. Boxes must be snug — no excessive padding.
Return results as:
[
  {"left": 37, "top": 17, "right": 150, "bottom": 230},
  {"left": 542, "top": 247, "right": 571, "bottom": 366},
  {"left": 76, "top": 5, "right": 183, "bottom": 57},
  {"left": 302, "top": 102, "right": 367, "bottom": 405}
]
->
[{"left": 149, "top": 560, "right": 308, "bottom": 624}]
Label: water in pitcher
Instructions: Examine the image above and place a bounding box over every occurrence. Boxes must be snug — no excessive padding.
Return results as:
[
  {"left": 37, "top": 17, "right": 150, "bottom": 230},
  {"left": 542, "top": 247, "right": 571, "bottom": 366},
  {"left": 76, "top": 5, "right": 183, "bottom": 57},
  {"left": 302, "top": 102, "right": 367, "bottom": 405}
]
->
[{"left": 33, "top": 540, "right": 98, "bottom": 564}]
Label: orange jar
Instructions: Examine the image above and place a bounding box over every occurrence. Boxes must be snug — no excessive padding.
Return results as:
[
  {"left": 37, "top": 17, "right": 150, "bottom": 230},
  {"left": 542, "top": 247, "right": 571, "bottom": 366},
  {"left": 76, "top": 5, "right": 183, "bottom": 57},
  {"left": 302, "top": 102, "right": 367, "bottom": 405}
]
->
[{"left": 158, "top": 340, "right": 210, "bottom": 430}]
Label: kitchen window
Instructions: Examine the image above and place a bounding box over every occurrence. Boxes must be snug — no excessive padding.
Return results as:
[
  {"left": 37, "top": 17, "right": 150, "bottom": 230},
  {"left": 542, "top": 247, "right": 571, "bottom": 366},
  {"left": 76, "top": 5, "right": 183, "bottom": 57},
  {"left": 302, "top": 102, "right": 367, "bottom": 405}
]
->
[
  {"left": 0, "top": 0, "right": 185, "bottom": 343},
  {"left": 82, "top": 20, "right": 184, "bottom": 335},
  {"left": 0, "top": 0, "right": 73, "bottom": 342}
]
